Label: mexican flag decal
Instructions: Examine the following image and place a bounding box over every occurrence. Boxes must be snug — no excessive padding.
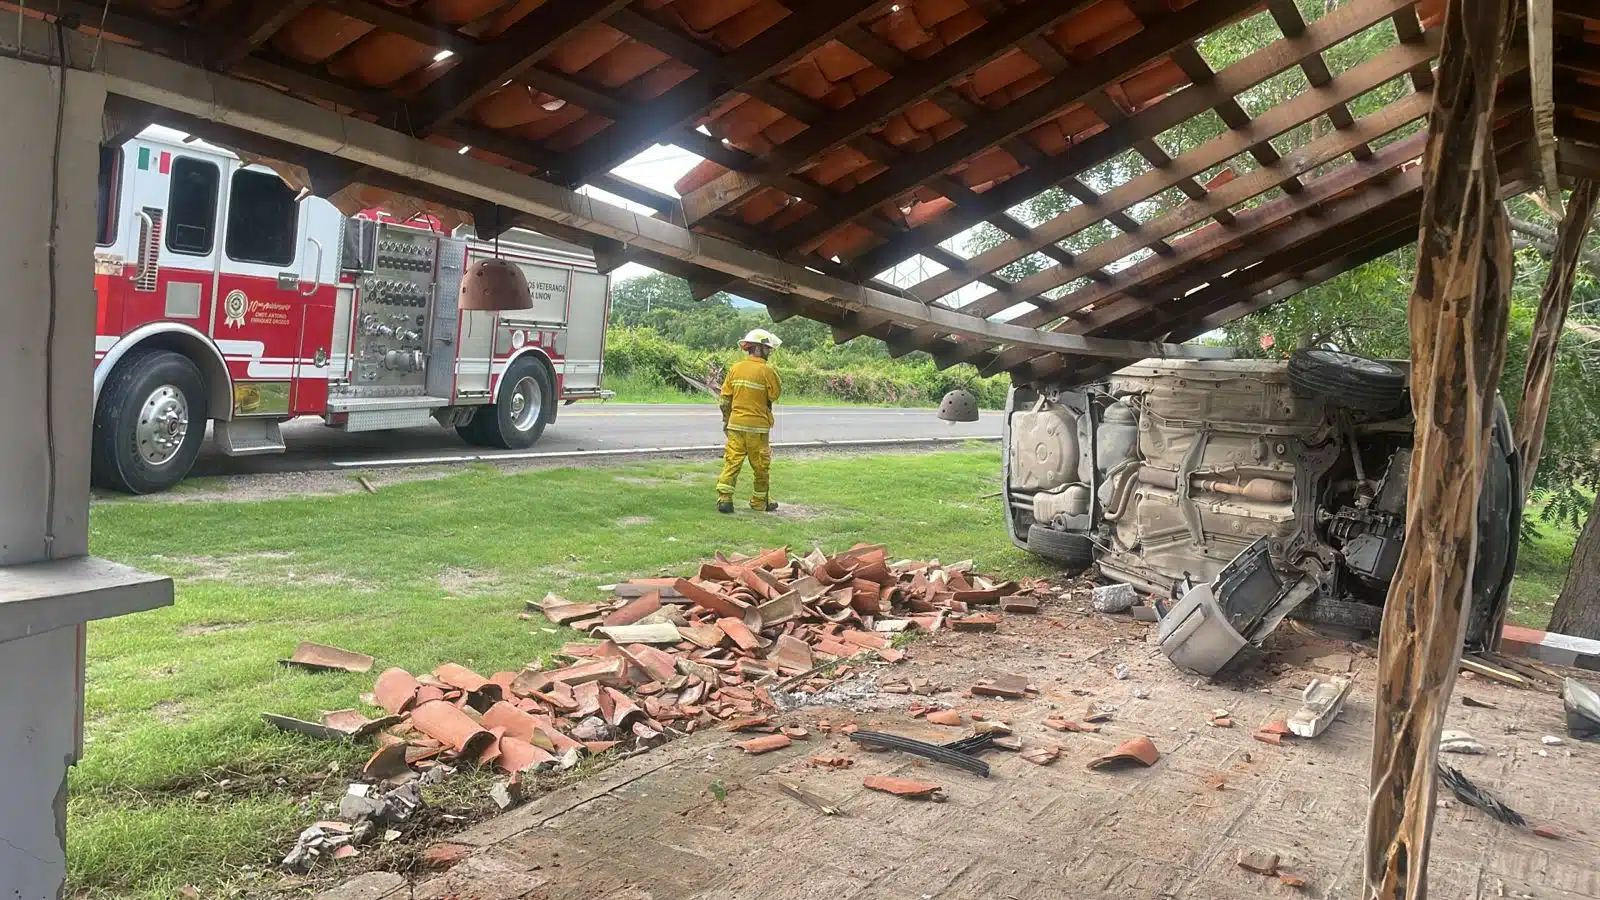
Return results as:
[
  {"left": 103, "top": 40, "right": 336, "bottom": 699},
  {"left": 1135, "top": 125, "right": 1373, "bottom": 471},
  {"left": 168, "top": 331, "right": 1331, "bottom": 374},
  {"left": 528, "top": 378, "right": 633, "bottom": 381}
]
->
[{"left": 136, "top": 147, "right": 171, "bottom": 174}]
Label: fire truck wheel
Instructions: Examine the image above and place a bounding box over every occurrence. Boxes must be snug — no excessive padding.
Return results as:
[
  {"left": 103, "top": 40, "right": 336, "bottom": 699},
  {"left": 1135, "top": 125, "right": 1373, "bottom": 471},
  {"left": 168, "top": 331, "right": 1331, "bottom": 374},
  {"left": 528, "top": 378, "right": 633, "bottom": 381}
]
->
[
  {"left": 91, "top": 348, "right": 209, "bottom": 494},
  {"left": 457, "top": 357, "right": 551, "bottom": 449}
]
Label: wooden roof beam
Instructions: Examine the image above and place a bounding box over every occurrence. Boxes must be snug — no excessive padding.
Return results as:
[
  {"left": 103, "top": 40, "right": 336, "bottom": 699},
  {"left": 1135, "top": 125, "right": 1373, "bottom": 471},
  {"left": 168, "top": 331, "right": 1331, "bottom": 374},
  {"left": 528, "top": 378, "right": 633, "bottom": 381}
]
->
[
  {"left": 564, "top": 0, "right": 892, "bottom": 184},
  {"left": 907, "top": 37, "right": 1441, "bottom": 307},
  {"left": 406, "top": 1, "right": 633, "bottom": 134},
  {"left": 678, "top": 0, "right": 1093, "bottom": 225},
  {"left": 959, "top": 88, "right": 1433, "bottom": 320},
  {"left": 969, "top": 139, "right": 1433, "bottom": 372},
  {"left": 1529, "top": 0, "right": 1565, "bottom": 214},
  {"left": 774, "top": 0, "right": 1265, "bottom": 252},
  {"left": 843, "top": 0, "right": 1425, "bottom": 280},
  {"left": 1266, "top": 0, "right": 1371, "bottom": 162},
  {"left": 210, "top": 0, "right": 319, "bottom": 70}
]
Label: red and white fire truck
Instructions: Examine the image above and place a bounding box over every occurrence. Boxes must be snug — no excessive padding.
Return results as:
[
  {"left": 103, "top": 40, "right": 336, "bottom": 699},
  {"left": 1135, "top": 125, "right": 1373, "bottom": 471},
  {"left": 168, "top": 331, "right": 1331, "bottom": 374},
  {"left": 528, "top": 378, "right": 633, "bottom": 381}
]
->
[{"left": 90, "top": 127, "right": 611, "bottom": 493}]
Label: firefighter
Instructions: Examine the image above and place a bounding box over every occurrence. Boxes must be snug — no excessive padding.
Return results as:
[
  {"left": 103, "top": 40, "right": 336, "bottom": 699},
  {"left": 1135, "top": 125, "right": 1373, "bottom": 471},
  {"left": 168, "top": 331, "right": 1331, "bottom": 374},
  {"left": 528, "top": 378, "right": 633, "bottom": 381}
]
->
[{"left": 717, "top": 329, "right": 783, "bottom": 513}]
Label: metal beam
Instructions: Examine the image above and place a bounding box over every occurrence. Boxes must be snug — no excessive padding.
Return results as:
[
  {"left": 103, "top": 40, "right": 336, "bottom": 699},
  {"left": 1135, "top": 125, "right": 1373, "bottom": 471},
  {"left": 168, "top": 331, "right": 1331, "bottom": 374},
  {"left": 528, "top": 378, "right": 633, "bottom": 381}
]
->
[
  {"left": 0, "top": 17, "right": 1235, "bottom": 365},
  {"left": 844, "top": 0, "right": 1426, "bottom": 279}
]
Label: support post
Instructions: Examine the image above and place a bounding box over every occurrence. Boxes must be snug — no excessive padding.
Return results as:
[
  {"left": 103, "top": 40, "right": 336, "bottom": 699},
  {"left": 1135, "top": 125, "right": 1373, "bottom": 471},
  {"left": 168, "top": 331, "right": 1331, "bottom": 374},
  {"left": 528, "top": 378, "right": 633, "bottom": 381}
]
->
[
  {"left": 1363, "top": 0, "right": 1518, "bottom": 895},
  {"left": 0, "top": 54, "right": 171, "bottom": 898},
  {"left": 1514, "top": 181, "right": 1598, "bottom": 493}
]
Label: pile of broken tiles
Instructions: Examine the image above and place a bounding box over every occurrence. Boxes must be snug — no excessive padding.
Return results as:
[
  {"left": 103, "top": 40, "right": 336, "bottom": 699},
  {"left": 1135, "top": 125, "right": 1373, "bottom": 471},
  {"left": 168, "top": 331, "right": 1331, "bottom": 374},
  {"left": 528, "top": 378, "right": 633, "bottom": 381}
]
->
[
  {"left": 529, "top": 543, "right": 1047, "bottom": 717},
  {"left": 266, "top": 545, "right": 1048, "bottom": 870}
]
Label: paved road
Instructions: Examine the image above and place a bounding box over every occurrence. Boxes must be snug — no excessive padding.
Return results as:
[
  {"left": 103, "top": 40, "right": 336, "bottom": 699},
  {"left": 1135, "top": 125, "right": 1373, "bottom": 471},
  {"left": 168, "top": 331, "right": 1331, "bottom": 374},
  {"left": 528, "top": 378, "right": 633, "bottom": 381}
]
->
[{"left": 191, "top": 404, "right": 1003, "bottom": 476}]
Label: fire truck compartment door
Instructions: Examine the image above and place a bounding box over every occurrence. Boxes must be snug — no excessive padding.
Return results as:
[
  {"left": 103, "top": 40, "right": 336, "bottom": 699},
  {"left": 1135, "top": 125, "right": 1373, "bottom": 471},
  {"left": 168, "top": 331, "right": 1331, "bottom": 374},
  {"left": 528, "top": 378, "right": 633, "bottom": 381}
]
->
[
  {"left": 512, "top": 263, "right": 571, "bottom": 325},
  {"left": 563, "top": 272, "right": 607, "bottom": 393}
]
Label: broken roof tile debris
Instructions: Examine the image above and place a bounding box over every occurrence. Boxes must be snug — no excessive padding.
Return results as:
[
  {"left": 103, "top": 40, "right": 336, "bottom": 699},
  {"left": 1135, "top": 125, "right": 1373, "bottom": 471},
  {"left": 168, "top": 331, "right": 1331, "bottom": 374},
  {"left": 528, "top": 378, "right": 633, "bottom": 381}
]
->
[{"left": 282, "top": 641, "right": 375, "bottom": 674}]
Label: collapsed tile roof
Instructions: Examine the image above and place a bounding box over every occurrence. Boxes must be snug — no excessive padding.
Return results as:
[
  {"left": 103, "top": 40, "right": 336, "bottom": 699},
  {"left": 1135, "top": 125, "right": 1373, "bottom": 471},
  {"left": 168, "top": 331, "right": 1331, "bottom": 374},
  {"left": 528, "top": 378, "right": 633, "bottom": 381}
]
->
[{"left": 16, "top": 0, "right": 1600, "bottom": 383}]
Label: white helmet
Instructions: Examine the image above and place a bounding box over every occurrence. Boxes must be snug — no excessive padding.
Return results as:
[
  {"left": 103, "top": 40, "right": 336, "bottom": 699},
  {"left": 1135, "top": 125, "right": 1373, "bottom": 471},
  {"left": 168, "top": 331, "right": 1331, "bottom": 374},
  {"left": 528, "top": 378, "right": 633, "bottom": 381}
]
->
[{"left": 739, "top": 328, "right": 782, "bottom": 349}]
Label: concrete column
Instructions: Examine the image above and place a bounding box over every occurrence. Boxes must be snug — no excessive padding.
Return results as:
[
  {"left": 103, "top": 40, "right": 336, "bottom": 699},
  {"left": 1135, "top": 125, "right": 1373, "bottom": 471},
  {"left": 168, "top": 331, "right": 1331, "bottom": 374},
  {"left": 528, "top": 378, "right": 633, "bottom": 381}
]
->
[{"left": 0, "top": 54, "right": 107, "bottom": 899}]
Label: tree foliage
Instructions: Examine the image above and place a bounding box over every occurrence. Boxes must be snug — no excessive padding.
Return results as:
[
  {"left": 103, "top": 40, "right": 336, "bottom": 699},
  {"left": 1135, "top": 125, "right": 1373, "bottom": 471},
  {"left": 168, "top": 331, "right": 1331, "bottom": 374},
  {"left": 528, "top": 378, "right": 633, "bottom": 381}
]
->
[{"left": 1216, "top": 190, "right": 1600, "bottom": 538}]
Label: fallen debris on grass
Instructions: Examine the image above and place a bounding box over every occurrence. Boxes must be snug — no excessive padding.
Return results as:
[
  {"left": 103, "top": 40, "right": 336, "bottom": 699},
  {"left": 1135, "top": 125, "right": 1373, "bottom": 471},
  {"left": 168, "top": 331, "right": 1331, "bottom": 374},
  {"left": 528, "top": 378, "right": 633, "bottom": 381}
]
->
[
  {"left": 281, "top": 641, "right": 375, "bottom": 674},
  {"left": 264, "top": 543, "right": 1055, "bottom": 875}
]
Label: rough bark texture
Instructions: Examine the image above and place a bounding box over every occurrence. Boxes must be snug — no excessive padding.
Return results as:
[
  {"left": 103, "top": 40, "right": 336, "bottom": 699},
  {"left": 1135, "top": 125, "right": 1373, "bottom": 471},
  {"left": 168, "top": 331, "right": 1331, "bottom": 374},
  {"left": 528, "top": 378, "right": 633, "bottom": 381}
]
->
[
  {"left": 1515, "top": 181, "right": 1600, "bottom": 493},
  {"left": 1550, "top": 498, "right": 1600, "bottom": 638},
  {"left": 1363, "top": 0, "right": 1517, "bottom": 896}
]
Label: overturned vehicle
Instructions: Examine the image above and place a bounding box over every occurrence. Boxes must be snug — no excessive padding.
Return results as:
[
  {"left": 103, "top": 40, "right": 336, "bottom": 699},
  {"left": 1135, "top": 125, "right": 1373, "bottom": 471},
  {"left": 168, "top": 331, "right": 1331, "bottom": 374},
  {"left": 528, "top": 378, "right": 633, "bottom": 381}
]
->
[{"left": 998, "top": 351, "right": 1521, "bottom": 676}]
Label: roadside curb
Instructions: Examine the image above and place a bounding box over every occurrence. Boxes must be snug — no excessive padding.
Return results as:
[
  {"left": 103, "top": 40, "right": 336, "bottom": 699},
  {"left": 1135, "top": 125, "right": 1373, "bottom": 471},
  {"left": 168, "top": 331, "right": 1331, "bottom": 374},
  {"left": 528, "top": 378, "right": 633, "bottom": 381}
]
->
[{"left": 329, "top": 435, "right": 1002, "bottom": 470}]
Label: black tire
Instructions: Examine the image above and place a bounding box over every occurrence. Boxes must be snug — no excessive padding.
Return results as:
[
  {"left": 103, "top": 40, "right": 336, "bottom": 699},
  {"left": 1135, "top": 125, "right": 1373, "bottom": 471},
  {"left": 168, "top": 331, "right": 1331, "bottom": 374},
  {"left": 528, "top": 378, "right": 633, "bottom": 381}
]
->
[
  {"left": 1026, "top": 524, "right": 1095, "bottom": 573},
  {"left": 1288, "top": 597, "right": 1385, "bottom": 633},
  {"left": 456, "top": 357, "right": 552, "bottom": 449},
  {"left": 1288, "top": 348, "right": 1408, "bottom": 415},
  {"left": 1465, "top": 399, "right": 1520, "bottom": 650},
  {"left": 91, "top": 348, "right": 208, "bottom": 494}
]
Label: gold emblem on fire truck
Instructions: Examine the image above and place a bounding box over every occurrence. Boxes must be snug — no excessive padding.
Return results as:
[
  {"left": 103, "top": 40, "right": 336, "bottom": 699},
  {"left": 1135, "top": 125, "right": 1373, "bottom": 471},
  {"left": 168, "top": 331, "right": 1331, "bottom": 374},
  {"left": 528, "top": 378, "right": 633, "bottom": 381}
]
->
[{"left": 222, "top": 290, "right": 248, "bottom": 328}]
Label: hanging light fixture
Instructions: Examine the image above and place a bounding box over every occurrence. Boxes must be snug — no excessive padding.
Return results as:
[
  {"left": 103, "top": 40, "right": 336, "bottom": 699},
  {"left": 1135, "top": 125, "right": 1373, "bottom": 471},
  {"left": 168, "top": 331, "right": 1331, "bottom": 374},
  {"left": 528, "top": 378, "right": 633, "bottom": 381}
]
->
[
  {"left": 459, "top": 204, "right": 532, "bottom": 311},
  {"left": 459, "top": 257, "right": 532, "bottom": 311}
]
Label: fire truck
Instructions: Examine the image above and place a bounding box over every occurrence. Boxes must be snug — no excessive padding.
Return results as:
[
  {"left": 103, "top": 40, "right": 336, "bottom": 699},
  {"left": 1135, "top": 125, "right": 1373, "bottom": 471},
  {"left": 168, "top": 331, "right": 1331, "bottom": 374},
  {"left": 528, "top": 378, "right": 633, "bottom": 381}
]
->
[{"left": 91, "top": 127, "right": 611, "bottom": 493}]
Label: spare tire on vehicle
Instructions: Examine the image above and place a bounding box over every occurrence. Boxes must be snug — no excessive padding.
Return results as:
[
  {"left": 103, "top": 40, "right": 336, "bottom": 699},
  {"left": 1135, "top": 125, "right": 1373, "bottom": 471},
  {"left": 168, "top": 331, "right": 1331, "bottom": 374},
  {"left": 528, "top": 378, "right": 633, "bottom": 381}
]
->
[
  {"left": 1026, "top": 524, "right": 1095, "bottom": 573},
  {"left": 1287, "top": 348, "right": 1408, "bottom": 415}
]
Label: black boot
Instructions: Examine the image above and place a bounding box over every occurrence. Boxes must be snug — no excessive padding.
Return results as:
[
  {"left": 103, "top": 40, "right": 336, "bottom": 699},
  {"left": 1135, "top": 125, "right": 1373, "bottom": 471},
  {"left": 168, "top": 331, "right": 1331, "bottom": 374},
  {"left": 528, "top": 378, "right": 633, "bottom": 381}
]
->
[
  {"left": 760, "top": 501, "right": 779, "bottom": 512},
  {"left": 717, "top": 500, "right": 734, "bottom": 514}
]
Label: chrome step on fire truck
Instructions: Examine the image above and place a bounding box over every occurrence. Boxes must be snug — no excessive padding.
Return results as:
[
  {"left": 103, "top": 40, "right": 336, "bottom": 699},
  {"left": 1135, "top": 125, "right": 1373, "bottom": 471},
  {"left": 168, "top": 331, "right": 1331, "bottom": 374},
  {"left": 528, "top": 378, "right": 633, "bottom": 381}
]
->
[{"left": 91, "top": 127, "right": 610, "bottom": 493}]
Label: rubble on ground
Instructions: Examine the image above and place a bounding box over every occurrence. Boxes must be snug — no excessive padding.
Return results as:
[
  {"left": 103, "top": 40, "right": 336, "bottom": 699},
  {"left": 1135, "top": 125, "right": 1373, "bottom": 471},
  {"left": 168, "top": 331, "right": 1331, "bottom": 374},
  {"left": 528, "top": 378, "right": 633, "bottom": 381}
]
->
[{"left": 266, "top": 544, "right": 1051, "bottom": 873}]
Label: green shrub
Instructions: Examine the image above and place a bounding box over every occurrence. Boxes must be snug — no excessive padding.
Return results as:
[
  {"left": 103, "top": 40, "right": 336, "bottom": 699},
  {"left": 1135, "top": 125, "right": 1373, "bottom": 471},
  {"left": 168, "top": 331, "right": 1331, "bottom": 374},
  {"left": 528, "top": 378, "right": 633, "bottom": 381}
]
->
[{"left": 602, "top": 326, "right": 1007, "bottom": 408}]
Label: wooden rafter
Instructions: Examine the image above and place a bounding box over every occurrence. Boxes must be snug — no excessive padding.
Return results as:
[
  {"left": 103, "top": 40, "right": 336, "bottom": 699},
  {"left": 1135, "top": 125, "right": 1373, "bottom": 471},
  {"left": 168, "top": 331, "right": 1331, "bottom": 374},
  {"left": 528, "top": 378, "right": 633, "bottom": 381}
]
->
[
  {"left": 563, "top": 0, "right": 893, "bottom": 184},
  {"left": 210, "top": 0, "right": 319, "bottom": 70},
  {"left": 912, "top": 37, "right": 1440, "bottom": 308},
  {"left": 774, "top": 0, "right": 1264, "bottom": 252},
  {"left": 960, "top": 90, "right": 1432, "bottom": 320},
  {"left": 1528, "top": 0, "right": 1564, "bottom": 215},
  {"left": 843, "top": 0, "right": 1425, "bottom": 281},
  {"left": 406, "top": 2, "right": 633, "bottom": 134},
  {"left": 678, "top": 0, "right": 1093, "bottom": 225}
]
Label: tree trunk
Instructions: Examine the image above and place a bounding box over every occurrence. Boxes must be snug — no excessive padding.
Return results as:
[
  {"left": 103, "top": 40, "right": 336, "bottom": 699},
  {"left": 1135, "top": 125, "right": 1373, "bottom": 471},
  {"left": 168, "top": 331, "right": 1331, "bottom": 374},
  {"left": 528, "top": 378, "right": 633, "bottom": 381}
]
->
[
  {"left": 1515, "top": 181, "right": 1600, "bottom": 493},
  {"left": 1363, "top": 0, "right": 1517, "bottom": 896},
  {"left": 1550, "top": 499, "right": 1600, "bottom": 638}
]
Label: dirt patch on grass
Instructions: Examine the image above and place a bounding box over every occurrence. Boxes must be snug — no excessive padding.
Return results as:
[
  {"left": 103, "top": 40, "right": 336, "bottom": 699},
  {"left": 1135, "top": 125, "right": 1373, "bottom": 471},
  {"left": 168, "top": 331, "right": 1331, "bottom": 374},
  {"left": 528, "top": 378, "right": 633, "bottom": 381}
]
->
[
  {"left": 179, "top": 621, "right": 246, "bottom": 637},
  {"left": 151, "top": 700, "right": 189, "bottom": 724},
  {"left": 439, "top": 566, "right": 500, "bottom": 595},
  {"left": 614, "top": 475, "right": 666, "bottom": 486},
  {"left": 158, "top": 552, "right": 294, "bottom": 581},
  {"left": 769, "top": 503, "right": 828, "bottom": 520},
  {"left": 616, "top": 515, "right": 653, "bottom": 526}
]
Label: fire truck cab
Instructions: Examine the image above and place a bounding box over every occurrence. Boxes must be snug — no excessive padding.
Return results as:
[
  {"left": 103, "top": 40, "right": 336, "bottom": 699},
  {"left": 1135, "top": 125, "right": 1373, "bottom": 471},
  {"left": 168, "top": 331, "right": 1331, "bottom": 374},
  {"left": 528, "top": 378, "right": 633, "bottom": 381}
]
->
[{"left": 91, "top": 127, "right": 610, "bottom": 493}]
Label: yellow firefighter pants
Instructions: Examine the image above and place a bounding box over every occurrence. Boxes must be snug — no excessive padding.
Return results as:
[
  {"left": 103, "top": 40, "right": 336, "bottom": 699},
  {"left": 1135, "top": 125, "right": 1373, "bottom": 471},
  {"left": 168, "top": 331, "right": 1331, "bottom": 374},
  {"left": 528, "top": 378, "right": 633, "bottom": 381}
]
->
[{"left": 717, "top": 430, "right": 771, "bottom": 507}]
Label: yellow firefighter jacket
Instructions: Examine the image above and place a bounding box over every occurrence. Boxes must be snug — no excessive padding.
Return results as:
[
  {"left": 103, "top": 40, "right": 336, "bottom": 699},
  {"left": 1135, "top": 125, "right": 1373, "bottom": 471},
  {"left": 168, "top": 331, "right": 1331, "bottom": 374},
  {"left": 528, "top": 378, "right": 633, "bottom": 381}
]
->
[{"left": 720, "top": 356, "right": 782, "bottom": 434}]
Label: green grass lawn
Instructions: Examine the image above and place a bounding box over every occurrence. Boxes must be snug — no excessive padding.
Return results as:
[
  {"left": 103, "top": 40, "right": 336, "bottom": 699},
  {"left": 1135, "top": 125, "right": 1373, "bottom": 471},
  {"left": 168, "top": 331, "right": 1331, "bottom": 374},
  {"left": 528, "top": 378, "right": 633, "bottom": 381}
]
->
[
  {"left": 74, "top": 446, "right": 1037, "bottom": 898},
  {"left": 1507, "top": 500, "right": 1583, "bottom": 629}
]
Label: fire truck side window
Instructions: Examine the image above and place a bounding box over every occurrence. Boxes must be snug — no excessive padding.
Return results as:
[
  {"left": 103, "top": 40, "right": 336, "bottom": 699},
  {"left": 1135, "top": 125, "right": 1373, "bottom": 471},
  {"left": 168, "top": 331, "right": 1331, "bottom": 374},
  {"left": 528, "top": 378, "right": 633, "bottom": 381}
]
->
[
  {"left": 96, "top": 145, "right": 121, "bottom": 246},
  {"left": 166, "top": 157, "right": 220, "bottom": 255},
  {"left": 226, "top": 169, "right": 299, "bottom": 266}
]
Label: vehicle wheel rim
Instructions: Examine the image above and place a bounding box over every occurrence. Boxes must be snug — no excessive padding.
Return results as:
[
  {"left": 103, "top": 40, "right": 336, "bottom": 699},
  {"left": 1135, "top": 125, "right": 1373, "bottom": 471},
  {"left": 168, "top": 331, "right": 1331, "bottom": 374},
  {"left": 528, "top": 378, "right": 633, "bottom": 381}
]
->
[
  {"left": 509, "top": 376, "right": 541, "bottom": 432},
  {"left": 136, "top": 384, "right": 190, "bottom": 466}
]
